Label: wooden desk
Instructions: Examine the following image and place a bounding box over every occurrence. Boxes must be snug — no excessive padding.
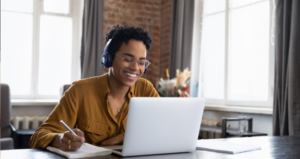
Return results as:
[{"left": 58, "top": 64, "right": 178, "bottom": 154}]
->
[{"left": 2, "top": 136, "right": 300, "bottom": 159}]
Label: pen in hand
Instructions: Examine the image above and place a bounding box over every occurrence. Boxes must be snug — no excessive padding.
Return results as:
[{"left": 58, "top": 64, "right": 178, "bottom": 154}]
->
[{"left": 60, "top": 120, "right": 86, "bottom": 146}]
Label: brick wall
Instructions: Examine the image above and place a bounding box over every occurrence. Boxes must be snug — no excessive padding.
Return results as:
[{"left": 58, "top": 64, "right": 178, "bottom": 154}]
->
[
  {"left": 160, "top": 0, "right": 173, "bottom": 80},
  {"left": 103, "top": 0, "right": 173, "bottom": 86}
]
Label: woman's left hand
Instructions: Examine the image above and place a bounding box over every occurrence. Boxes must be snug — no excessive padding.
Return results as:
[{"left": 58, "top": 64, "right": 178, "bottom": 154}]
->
[{"left": 100, "top": 134, "right": 124, "bottom": 146}]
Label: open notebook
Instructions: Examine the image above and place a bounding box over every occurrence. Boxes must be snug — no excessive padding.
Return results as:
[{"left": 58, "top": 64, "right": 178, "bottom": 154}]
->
[{"left": 46, "top": 143, "right": 112, "bottom": 158}]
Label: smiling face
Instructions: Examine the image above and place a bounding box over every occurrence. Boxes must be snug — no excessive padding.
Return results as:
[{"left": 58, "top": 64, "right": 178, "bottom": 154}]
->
[{"left": 110, "top": 39, "right": 147, "bottom": 87}]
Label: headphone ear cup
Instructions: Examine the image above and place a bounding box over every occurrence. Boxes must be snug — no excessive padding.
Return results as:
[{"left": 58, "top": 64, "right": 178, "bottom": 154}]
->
[
  {"left": 101, "top": 39, "right": 113, "bottom": 68},
  {"left": 101, "top": 54, "right": 107, "bottom": 67},
  {"left": 106, "top": 53, "right": 112, "bottom": 67},
  {"left": 101, "top": 53, "right": 112, "bottom": 68}
]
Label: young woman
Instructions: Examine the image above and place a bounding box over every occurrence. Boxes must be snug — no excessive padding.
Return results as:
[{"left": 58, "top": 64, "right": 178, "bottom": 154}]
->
[{"left": 29, "top": 25, "right": 159, "bottom": 151}]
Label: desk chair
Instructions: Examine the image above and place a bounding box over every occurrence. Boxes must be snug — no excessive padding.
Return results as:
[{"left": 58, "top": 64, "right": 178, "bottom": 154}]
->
[
  {"left": 1, "top": 84, "right": 36, "bottom": 149},
  {"left": 7, "top": 84, "right": 71, "bottom": 149},
  {"left": 1, "top": 84, "right": 14, "bottom": 149},
  {"left": 8, "top": 84, "right": 72, "bottom": 149},
  {"left": 221, "top": 117, "right": 267, "bottom": 138},
  {"left": 60, "top": 84, "right": 71, "bottom": 97}
]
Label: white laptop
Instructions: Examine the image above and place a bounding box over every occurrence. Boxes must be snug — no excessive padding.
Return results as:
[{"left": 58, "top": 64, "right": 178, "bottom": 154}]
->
[{"left": 105, "top": 97, "right": 205, "bottom": 157}]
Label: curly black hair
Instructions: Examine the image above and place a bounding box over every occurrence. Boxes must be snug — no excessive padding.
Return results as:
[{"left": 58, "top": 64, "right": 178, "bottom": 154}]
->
[{"left": 105, "top": 25, "right": 152, "bottom": 62}]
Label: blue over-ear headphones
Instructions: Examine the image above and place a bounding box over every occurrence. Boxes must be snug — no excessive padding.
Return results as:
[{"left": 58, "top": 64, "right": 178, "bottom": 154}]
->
[
  {"left": 101, "top": 39, "right": 113, "bottom": 68},
  {"left": 101, "top": 39, "right": 148, "bottom": 74}
]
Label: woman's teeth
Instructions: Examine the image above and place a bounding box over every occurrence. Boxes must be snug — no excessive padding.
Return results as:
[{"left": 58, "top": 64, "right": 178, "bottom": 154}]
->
[{"left": 126, "top": 73, "right": 137, "bottom": 77}]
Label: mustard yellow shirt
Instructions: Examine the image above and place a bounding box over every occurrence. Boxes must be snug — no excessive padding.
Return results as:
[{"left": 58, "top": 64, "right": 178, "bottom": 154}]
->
[{"left": 29, "top": 73, "right": 159, "bottom": 149}]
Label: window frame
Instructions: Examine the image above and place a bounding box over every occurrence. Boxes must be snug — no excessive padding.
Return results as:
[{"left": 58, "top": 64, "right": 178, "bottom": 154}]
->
[
  {"left": 2, "top": 0, "right": 82, "bottom": 99},
  {"left": 192, "top": 0, "right": 274, "bottom": 108}
]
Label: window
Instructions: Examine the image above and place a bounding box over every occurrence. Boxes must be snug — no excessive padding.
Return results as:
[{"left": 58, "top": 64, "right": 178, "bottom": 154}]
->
[
  {"left": 1, "top": 0, "right": 82, "bottom": 99},
  {"left": 198, "top": 0, "right": 274, "bottom": 107}
]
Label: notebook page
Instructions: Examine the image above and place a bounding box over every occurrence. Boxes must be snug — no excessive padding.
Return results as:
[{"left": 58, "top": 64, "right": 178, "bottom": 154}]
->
[{"left": 47, "top": 143, "right": 112, "bottom": 158}]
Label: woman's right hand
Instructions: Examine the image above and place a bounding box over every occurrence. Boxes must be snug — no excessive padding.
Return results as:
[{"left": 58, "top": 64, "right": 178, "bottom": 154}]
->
[{"left": 51, "top": 128, "right": 85, "bottom": 151}]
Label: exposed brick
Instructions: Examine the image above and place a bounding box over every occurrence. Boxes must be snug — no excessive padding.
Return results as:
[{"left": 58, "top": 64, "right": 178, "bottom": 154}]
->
[{"left": 103, "top": 0, "right": 172, "bottom": 85}]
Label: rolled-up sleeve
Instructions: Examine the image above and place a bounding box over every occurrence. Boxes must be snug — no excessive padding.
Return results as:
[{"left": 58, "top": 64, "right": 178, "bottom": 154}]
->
[{"left": 29, "top": 84, "right": 78, "bottom": 149}]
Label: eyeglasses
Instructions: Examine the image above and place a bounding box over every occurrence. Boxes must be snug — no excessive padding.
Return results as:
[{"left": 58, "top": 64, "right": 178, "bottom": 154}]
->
[{"left": 114, "top": 54, "right": 151, "bottom": 70}]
